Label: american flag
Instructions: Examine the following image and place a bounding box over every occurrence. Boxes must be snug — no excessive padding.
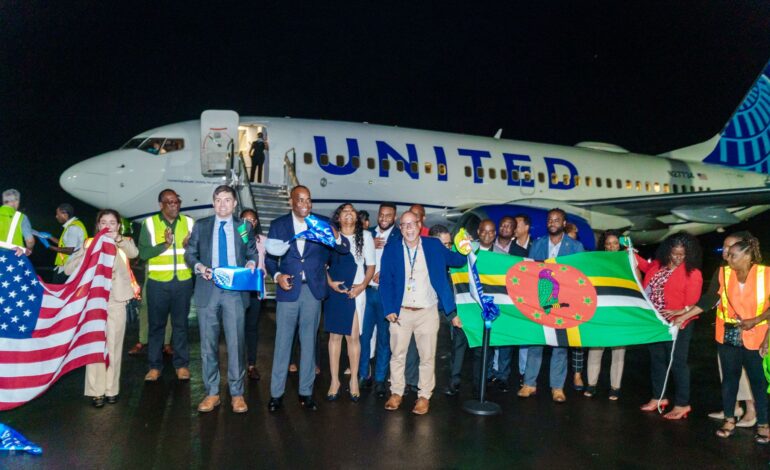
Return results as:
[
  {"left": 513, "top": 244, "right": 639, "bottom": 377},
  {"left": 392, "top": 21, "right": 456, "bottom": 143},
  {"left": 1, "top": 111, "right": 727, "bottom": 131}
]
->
[{"left": 0, "top": 231, "right": 115, "bottom": 410}]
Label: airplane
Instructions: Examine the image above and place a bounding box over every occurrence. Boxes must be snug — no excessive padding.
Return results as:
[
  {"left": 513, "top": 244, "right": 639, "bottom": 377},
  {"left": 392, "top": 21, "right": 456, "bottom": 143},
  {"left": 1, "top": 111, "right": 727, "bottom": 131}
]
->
[{"left": 60, "top": 62, "right": 770, "bottom": 249}]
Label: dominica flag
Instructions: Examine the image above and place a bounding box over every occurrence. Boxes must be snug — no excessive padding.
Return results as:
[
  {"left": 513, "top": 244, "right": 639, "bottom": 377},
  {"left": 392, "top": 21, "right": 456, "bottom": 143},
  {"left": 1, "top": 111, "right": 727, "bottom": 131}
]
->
[{"left": 450, "top": 250, "right": 677, "bottom": 348}]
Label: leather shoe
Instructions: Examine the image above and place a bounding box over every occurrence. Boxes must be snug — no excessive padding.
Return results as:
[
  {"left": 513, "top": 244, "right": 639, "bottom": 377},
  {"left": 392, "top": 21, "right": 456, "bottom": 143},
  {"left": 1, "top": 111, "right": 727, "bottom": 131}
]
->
[
  {"left": 162, "top": 344, "right": 174, "bottom": 356},
  {"left": 552, "top": 388, "right": 567, "bottom": 403},
  {"left": 299, "top": 395, "right": 318, "bottom": 411},
  {"left": 197, "top": 395, "right": 221, "bottom": 413},
  {"left": 374, "top": 381, "right": 387, "bottom": 399},
  {"left": 384, "top": 394, "right": 402, "bottom": 411},
  {"left": 359, "top": 376, "right": 373, "bottom": 389},
  {"left": 92, "top": 396, "right": 105, "bottom": 408},
  {"left": 412, "top": 397, "right": 430, "bottom": 415},
  {"left": 497, "top": 380, "right": 510, "bottom": 393},
  {"left": 443, "top": 384, "right": 460, "bottom": 397},
  {"left": 247, "top": 365, "right": 260, "bottom": 381},
  {"left": 268, "top": 396, "right": 283, "bottom": 412},
  {"left": 231, "top": 396, "right": 248, "bottom": 413},
  {"left": 144, "top": 369, "right": 161, "bottom": 382},
  {"left": 106, "top": 395, "right": 118, "bottom": 404},
  {"left": 128, "top": 343, "right": 146, "bottom": 356},
  {"left": 517, "top": 385, "right": 537, "bottom": 397},
  {"left": 176, "top": 367, "right": 190, "bottom": 381}
]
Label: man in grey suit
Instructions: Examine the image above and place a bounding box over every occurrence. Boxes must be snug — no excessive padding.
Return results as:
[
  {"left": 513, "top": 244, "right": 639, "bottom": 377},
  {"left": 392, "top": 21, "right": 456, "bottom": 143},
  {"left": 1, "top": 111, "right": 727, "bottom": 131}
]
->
[{"left": 185, "top": 185, "right": 258, "bottom": 414}]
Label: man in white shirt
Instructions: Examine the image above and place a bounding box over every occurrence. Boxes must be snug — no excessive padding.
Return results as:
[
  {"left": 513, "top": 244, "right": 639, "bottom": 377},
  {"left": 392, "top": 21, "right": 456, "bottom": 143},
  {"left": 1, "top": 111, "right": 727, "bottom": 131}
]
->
[{"left": 49, "top": 203, "right": 87, "bottom": 283}]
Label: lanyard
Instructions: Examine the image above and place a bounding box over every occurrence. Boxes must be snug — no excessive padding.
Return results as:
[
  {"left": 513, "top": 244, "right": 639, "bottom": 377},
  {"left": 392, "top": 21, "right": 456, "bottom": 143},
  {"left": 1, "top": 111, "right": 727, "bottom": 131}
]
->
[{"left": 404, "top": 241, "right": 419, "bottom": 279}]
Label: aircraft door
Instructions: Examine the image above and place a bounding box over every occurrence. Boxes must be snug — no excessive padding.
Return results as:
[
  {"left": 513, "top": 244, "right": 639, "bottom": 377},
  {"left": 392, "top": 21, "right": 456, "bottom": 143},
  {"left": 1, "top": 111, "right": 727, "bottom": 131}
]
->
[
  {"left": 239, "top": 124, "right": 269, "bottom": 184},
  {"left": 200, "top": 110, "right": 239, "bottom": 176}
]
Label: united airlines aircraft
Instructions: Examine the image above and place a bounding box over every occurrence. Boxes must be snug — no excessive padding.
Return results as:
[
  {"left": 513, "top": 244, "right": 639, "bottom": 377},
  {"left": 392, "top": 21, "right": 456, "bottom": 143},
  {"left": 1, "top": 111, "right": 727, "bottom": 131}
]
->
[{"left": 60, "top": 62, "right": 770, "bottom": 247}]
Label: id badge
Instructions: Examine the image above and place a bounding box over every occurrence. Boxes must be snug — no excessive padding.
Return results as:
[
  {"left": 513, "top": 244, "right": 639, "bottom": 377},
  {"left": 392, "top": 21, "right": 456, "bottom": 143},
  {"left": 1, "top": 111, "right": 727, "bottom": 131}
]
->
[{"left": 407, "top": 277, "right": 417, "bottom": 293}]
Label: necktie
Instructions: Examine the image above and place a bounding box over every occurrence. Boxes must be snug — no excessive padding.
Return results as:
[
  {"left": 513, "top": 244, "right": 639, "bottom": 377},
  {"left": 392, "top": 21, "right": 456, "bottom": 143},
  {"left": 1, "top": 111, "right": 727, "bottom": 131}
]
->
[{"left": 218, "top": 221, "right": 228, "bottom": 268}]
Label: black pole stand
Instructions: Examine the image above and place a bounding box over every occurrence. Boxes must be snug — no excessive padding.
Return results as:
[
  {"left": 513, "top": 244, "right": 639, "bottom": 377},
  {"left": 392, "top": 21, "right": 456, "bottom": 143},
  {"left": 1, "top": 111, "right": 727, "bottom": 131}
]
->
[{"left": 462, "top": 325, "right": 502, "bottom": 416}]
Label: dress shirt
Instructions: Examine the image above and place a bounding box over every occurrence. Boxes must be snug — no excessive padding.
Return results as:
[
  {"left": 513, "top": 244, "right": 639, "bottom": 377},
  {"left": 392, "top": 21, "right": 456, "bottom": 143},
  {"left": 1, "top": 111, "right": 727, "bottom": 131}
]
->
[
  {"left": 493, "top": 238, "right": 512, "bottom": 254},
  {"left": 548, "top": 236, "right": 563, "bottom": 259},
  {"left": 401, "top": 240, "right": 438, "bottom": 308},
  {"left": 292, "top": 216, "right": 307, "bottom": 256},
  {"left": 370, "top": 225, "right": 394, "bottom": 287}
]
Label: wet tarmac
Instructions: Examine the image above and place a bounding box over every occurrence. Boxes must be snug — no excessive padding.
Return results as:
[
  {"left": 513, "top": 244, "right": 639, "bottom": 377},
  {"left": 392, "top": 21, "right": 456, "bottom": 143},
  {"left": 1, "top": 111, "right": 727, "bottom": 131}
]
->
[{"left": 1, "top": 304, "right": 769, "bottom": 469}]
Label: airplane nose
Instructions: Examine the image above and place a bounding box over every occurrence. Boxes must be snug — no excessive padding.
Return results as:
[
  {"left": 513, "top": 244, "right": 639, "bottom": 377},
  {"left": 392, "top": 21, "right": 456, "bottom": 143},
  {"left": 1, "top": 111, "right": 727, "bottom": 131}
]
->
[{"left": 60, "top": 156, "right": 109, "bottom": 203}]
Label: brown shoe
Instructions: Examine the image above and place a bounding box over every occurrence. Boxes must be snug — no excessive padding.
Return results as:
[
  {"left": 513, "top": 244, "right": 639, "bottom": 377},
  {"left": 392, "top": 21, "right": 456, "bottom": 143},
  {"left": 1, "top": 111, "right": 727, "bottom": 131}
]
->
[
  {"left": 197, "top": 395, "right": 221, "bottom": 413},
  {"left": 144, "top": 369, "right": 161, "bottom": 382},
  {"left": 128, "top": 343, "right": 146, "bottom": 356},
  {"left": 412, "top": 397, "right": 430, "bottom": 415},
  {"left": 517, "top": 385, "right": 537, "bottom": 397},
  {"left": 176, "top": 367, "right": 190, "bottom": 381},
  {"left": 247, "top": 366, "right": 260, "bottom": 381},
  {"left": 231, "top": 396, "right": 248, "bottom": 413},
  {"left": 384, "top": 394, "right": 402, "bottom": 411},
  {"left": 162, "top": 344, "right": 174, "bottom": 356},
  {"left": 552, "top": 388, "right": 567, "bottom": 403}
]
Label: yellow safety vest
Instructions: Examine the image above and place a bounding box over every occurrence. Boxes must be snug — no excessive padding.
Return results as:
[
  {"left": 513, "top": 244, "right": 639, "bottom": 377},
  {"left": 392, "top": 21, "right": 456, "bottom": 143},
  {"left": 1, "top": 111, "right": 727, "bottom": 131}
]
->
[
  {"left": 0, "top": 206, "right": 25, "bottom": 250},
  {"left": 55, "top": 217, "right": 88, "bottom": 266},
  {"left": 145, "top": 213, "right": 194, "bottom": 282}
]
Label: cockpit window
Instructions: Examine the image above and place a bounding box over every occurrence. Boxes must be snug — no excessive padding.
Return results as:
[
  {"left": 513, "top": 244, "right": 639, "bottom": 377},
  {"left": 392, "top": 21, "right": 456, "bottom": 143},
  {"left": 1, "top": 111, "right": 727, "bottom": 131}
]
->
[{"left": 121, "top": 137, "right": 185, "bottom": 154}]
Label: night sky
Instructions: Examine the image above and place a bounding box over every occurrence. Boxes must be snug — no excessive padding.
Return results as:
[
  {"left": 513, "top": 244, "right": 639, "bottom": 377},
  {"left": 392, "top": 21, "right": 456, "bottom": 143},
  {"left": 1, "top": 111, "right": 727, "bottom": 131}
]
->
[{"left": 2, "top": 2, "right": 770, "bottom": 256}]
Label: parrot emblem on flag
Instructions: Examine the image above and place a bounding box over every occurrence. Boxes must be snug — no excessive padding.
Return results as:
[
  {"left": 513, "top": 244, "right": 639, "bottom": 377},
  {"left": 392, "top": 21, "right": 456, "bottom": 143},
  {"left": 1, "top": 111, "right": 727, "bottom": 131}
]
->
[{"left": 537, "top": 268, "right": 570, "bottom": 314}]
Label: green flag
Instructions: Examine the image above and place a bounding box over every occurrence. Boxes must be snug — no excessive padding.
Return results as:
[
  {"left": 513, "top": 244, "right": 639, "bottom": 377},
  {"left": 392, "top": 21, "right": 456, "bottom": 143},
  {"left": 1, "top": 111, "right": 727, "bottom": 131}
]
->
[{"left": 450, "top": 250, "right": 676, "bottom": 348}]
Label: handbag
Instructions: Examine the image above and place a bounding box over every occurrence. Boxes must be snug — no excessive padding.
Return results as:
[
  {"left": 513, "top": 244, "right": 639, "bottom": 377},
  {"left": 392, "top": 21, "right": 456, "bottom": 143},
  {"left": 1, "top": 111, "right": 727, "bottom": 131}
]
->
[{"left": 723, "top": 323, "right": 743, "bottom": 347}]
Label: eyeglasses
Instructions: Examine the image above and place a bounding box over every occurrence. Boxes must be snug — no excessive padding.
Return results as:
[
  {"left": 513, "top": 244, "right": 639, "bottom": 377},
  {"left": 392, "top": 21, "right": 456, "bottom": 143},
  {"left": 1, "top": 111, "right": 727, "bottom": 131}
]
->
[{"left": 400, "top": 222, "right": 418, "bottom": 229}]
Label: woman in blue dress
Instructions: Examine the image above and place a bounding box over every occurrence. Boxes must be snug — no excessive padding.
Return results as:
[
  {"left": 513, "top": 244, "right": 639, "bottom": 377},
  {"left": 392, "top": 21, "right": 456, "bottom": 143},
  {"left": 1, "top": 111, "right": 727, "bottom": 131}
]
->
[{"left": 324, "top": 203, "right": 375, "bottom": 401}]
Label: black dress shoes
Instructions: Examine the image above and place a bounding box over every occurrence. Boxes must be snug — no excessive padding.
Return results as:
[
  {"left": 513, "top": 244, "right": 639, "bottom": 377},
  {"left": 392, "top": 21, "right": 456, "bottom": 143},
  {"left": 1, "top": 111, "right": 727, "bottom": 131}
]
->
[
  {"left": 374, "top": 381, "right": 387, "bottom": 398},
  {"left": 106, "top": 395, "right": 119, "bottom": 404},
  {"left": 268, "top": 396, "right": 283, "bottom": 412},
  {"left": 497, "top": 380, "right": 511, "bottom": 393},
  {"left": 299, "top": 395, "right": 318, "bottom": 411},
  {"left": 359, "top": 376, "right": 373, "bottom": 389},
  {"left": 443, "top": 384, "right": 460, "bottom": 397}
]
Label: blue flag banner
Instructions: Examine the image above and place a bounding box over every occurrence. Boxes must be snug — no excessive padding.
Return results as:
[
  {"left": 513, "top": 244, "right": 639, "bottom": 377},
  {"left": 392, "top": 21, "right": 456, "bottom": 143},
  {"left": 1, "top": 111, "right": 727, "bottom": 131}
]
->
[
  {"left": 213, "top": 267, "right": 265, "bottom": 296},
  {"left": 0, "top": 423, "right": 42, "bottom": 455},
  {"left": 292, "top": 215, "right": 336, "bottom": 248},
  {"left": 31, "top": 231, "right": 51, "bottom": 250}
]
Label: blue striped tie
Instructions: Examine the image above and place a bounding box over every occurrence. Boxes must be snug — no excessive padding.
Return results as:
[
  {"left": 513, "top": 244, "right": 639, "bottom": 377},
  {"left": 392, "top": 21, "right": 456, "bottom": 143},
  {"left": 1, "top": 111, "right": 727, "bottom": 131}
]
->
[{"left": 218, "top": 221, "right": 228, "bottom": 268}]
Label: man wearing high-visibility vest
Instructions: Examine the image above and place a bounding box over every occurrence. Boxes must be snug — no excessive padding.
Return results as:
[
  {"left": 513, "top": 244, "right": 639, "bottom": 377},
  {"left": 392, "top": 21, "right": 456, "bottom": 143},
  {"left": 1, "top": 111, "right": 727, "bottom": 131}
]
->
[
  {"left": 0, "top": 189, "right": 30, "bottom": 257},
  {"left": 1, "top": 189, "right": 34, "bottom": 256},
  {"left": 48, "top": 203, "right": 87, "bottom": 283},
  {"left": 138, "top": 189, "right": 195, "bottom": 382}
]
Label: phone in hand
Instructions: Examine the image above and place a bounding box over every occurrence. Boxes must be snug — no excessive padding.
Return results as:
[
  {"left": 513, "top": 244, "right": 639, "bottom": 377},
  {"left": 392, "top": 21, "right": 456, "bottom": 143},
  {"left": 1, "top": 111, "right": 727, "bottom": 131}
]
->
[{"left": 339, "top": 283, "right": 349, "bottom": 291}]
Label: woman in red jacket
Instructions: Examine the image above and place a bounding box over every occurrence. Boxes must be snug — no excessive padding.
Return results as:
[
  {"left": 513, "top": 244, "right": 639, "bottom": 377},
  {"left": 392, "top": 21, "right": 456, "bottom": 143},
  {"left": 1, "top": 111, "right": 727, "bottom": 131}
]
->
[{"left": 637, "top": 232, "right": 703, "bottom": 419}]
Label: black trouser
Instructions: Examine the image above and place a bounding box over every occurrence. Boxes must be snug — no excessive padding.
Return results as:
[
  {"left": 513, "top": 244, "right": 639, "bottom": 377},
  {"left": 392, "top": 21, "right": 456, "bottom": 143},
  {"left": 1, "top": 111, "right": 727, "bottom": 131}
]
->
[
  {"left": 147, "top": 278, "right": 193, "bottom": 370},
  {"left": 649, "top": 323, "right": 693, "bottom": 406},
  {"left": 52, "top": 270, "right": 68, "bottom": 284},
  {"left": 249, "top": 160, "right": 264, "bottom": 183},
  {"left": 245, "top": 293, "right": 262, "bottom": 366},
  {"left": 719, "top": 343, "right": 769, "bottom": 424},
  {"left": 448, "top": 326, "right": 468, "bottom": 387}
]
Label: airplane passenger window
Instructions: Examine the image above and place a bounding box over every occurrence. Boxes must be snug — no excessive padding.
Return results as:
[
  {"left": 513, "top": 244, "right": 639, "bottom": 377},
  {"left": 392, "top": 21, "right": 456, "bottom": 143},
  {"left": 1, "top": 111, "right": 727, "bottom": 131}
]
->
[
  {"left": 424, "top": 162, "right": 433, "bottom": 174},
  {"left": 396, "top": 161, "right": 405, "bottom": 172},
  {"left": 477, "top": 167, "right": 484, "bottom": 179},
  {"left": 524, "top": 172, "right": 532, "bottom": 182},
  {"left": 645, "top": 182, "right": 650, "bottom": 192},
  {"left": 690, "top": 186, "right": 695, "bottom": 192},
  {"left": 382, "top": 160, "right": 390, "bottom": 171},
  {"left": 673, "top": 184, "right": 679, "bottom": 193},
  {"left": 367, "top": 158, "right": 376, "bottom": 170},
  {"left": 664, "top": 183, "right": 670, "bottom": 193},
  {"left": 464, "top": 166, "right": 472, "bottom": 177},
  {"left": 698, "top": 186, "right": 703, "bottom": 192},
  {"left": 336, "top": 155, "right": 345, "bottom": 167},
  {"left": 596, "top": 177, "right": 602, "bottom": 188},
  {"left": 410, "top": 162, "right": 419, "bottom": 174},
  {"left": 563, "top": 174, "right": 570, "bottom": 185},
  {"left": 320, "top": 154, "right": 330, "bottom": 166},
  {"left": 585, "top": 176, "right": 592, "bottom": 187},
  {"left": 538, "top": 172, "right": 545, "bottom": 183},
  {"left": 438, "top": 164, "right": 447, "bottom": 176},
  {"left": 707, "top": 187, "right": 711, "bottom": 191},
  {"left": 653, "top": 182, "right": 660, "bottom": 192},
  {"left": 550, "top": 173, "right": 558, "bottom": 184},
  {"left": 616, "top": 179, "right": 622, "bottom": 188},
  {"left": 574, "top": 176, "right": 580, "bottom": 186},
  {"left": 606, "top": 178, "right": 612, "bottom": 188},
  {"left": 635, "top": 181, "right": 641, "bottom": 191},
  {"left": 489, "top": 168, "right": 497, "bottom": 179},
  {"left": 352, "top": 157, "right": 360, "bottom": 168},
  {"left": 500, "top": 169, "right": 505, "bottom": 179},
  {"left": 625, "top": 180, "right": 632, "bottom": 189},
  {"left": 303, "top": 152, "right": 313, "bottom": 165},
  {"left": 511, "top": 170, "right": 520, "bottom": 181}
]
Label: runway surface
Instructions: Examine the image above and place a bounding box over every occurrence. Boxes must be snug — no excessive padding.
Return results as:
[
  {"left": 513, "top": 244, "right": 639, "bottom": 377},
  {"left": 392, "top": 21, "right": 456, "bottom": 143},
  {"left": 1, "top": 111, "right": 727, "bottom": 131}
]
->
[{"left": 1, "top": 304, "right": 769, "bottom": 469}]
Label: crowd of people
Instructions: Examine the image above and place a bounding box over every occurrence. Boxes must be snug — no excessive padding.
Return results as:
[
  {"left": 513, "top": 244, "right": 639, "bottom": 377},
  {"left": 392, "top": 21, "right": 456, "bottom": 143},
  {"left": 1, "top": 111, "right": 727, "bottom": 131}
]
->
[{"left": 1, "top": 185, "right": 770, "bottom": 443}]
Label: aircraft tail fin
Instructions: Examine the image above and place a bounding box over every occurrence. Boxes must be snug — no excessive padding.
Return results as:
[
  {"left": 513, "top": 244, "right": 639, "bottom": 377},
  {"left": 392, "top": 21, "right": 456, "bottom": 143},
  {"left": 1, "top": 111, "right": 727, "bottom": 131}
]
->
[{"left": 660, "top": 61, "right": 770, "bottom": 174}]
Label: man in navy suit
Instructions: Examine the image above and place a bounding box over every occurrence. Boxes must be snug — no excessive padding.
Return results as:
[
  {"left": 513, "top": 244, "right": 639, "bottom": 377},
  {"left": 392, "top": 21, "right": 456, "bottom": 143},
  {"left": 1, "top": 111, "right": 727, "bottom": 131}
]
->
[
  {"left": 265, "top": 185, "right": 349, "bottom": 412},
  {"left": 517, "top": 208, "right": 584, "bottom": 403},
  {"left": 380, "top": 211, "right": 467, "bottom": 415},
  {"left": 185, "top": 185, "right": 258, "bottom": 414},
  {"left": 359, "top": 202, "right": 400, "bottom": 397}
]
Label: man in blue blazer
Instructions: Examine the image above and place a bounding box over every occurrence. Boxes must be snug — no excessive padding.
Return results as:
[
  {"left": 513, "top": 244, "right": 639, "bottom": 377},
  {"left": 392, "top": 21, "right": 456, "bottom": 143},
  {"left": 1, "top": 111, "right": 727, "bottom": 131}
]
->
[
  {"left": 359, "top": 202, "right": 401, "bottom": 397},
  {"left": 185, "top": 185, "right": 259, "bottom": 414},
  {"left": 265, "top": 185, "right": 349, "bottom": 412},
  {"left": 380, "top": 210, "right": 466, "bottom": 415},
  {"left": 518, "top": 208, "right": 584, "bottom": 403}
]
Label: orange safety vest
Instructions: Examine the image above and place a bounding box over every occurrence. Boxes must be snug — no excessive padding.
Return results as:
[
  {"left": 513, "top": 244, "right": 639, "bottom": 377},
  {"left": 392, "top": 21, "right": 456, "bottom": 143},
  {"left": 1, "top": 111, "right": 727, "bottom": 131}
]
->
[{"left": 716, "top": 265, "right": 769, "bottom": 350}]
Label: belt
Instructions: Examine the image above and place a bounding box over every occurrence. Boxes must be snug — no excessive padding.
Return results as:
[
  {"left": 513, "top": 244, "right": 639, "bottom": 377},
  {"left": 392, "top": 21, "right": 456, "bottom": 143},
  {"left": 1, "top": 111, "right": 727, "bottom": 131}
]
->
[{"left": 401, "top": 306, "right": 424, "bottom": 311}]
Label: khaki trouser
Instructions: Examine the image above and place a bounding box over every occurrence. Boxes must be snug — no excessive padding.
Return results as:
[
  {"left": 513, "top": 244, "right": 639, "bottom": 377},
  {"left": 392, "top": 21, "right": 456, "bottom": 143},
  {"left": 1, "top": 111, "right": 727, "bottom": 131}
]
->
[
  {"left": 85, "top": 299, "right": 128, "bottom": 397},
  {"left": 389, "top": 304, "right": 439, "bottom": 399}
]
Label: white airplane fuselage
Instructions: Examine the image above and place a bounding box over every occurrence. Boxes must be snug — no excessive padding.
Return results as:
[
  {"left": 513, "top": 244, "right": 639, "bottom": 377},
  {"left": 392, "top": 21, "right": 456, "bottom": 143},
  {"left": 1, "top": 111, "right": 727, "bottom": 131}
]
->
[{"left": 60, "top": 116, "right": 770, "bottom": 244}]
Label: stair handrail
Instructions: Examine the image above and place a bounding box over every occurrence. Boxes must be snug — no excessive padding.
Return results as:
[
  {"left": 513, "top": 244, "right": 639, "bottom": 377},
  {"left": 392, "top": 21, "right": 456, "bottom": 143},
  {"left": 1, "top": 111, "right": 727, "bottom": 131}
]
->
[
  {"left": 225, "top": 142, "right": 256, "bottom": 210},
  {"left": 283, "top": 147, "right": 299, "bottom": 189}
]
